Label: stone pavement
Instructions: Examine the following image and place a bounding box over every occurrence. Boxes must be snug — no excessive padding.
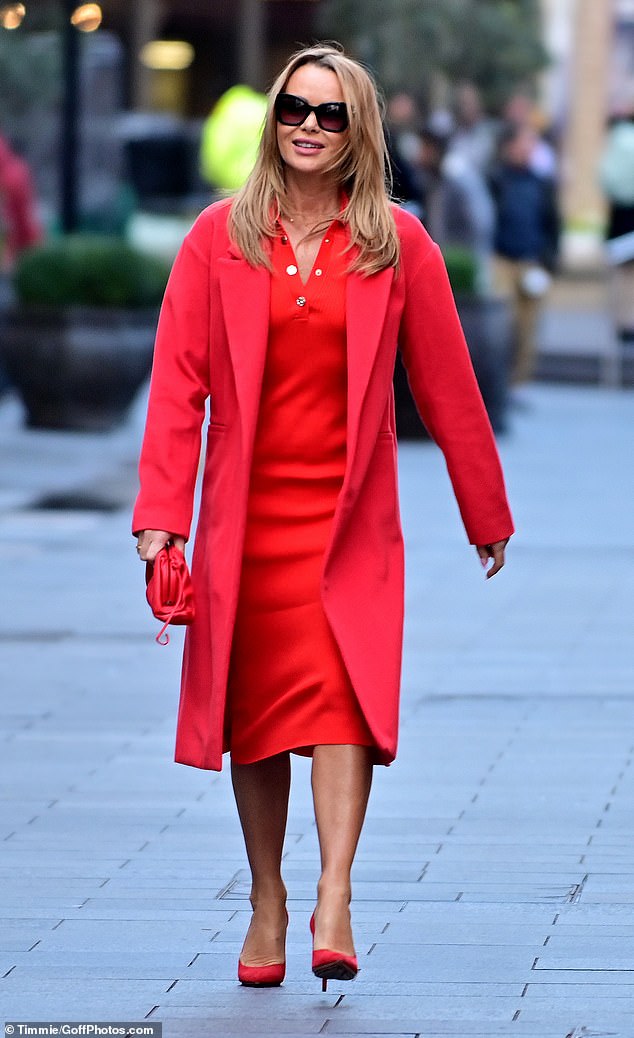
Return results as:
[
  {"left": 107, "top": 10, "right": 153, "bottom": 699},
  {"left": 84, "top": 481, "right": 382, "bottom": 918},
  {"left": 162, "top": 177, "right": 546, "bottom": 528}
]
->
[{"left": 1, "top": 382, "right": 634, "bottom": 1038}]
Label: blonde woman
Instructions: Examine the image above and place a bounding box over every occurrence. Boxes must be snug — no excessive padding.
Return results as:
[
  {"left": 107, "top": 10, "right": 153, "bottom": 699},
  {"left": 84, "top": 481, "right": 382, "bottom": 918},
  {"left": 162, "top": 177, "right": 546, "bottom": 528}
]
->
[{"left": 134, "top": 44, "right": 513, "bottom": 990}]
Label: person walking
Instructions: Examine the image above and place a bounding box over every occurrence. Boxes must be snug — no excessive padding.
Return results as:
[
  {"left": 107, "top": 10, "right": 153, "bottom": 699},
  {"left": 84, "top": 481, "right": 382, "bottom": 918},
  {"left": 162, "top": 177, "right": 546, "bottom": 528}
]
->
[
  {"left": 0, "top": 134, "right": 42, "bottom": 272},
  {"left": 417, "top": 121, "right": 496, "bottom": 292},
  {"left": 133, "top": 44, "right": 514, "bottom": 992},
  {"left": 490, "top": 122, "right": 560, "bottom": 385}
]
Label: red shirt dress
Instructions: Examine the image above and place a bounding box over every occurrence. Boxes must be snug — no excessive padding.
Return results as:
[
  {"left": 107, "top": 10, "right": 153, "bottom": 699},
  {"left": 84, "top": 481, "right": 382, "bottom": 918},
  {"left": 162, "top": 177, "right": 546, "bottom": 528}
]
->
[{"left": 225, "top": 218, "right": 374, "bottom": 763}]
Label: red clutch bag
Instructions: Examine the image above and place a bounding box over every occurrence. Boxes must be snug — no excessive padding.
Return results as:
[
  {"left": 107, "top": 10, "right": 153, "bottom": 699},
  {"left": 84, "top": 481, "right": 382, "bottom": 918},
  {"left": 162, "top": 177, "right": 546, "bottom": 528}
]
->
[{"left": 145, "top": 542, "right": 195, "bottom": 645}]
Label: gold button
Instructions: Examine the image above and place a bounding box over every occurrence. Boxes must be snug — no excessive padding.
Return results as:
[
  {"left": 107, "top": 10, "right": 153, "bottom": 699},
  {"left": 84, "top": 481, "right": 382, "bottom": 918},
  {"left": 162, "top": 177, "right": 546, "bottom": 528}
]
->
[
  {"left": 324, "top": 238, "right": 330, "bottom": 243},
  {"left": 296, "top": 296, "right": 306, "bottom": 307},
  {"left": 315, "top": 268, "right": 323, "bottom": 276},
  {"left": 281, "top": 236, "right": 288, "bottom": 244},
  {"left": 286, "top": 264, "right": 298, "bottom": 275}
]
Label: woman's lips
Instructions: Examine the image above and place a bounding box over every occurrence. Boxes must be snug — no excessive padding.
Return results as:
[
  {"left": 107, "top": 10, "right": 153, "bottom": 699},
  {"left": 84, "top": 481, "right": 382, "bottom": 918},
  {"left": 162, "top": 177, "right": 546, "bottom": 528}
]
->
[{"left": 292, "top": 139, "right": 325, "bottom": 151}]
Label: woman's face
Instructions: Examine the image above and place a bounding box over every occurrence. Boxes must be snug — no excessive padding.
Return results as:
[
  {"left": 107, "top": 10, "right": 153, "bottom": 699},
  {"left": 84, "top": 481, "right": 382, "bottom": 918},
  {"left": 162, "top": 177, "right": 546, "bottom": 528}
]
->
[{"left": 276, "top": 63, "right": 348, "bottom": 178}]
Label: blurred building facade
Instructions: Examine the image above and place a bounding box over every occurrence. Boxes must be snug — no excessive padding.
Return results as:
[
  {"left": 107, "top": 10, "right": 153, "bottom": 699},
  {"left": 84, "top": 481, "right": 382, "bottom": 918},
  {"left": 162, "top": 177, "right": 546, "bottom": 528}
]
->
[
  {"left": 110, "top": 0, "right": 634, "bottom": 234},
  {"left": 3, "top": 0, "right": 633, "bottom": 257},
  {"left": 101, "top": 0, "right": 324, "bottom": 114},
  {"left": 540, "top": 0, "right": 634, "bottom": 260}
]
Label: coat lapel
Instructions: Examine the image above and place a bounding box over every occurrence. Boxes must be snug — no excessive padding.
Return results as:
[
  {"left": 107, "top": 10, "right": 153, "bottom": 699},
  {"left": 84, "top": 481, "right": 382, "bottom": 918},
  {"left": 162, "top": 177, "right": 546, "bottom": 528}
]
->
[
  {"left": 345, "top": 265, "right": 395, "bottom": 469},
  {"left": 217, "top": 247, "right": 270, "bottom": 459}
]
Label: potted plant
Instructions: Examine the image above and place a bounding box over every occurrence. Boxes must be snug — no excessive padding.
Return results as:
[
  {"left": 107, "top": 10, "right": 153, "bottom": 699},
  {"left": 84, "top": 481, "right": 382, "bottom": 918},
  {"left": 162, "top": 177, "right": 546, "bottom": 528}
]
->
[
  {"left": 1, "top": 235, "right": 170, "bottom": 431},
  {"left": 394, "top": 246, "right": 512, "bottom": 437}
]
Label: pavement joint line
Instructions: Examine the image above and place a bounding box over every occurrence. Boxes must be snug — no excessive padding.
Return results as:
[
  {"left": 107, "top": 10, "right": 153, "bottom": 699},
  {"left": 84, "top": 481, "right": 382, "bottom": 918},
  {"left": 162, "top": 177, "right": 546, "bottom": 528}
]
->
[{"left": 1, "top": 385, "right": 633, "bottom": 1029}]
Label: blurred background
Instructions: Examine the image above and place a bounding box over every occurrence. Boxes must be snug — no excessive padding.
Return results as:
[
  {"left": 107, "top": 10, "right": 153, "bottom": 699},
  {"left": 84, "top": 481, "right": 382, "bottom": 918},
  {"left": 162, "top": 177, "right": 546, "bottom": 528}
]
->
[{"left": 0, "top": 0, "right": 633, "bottom": 441}]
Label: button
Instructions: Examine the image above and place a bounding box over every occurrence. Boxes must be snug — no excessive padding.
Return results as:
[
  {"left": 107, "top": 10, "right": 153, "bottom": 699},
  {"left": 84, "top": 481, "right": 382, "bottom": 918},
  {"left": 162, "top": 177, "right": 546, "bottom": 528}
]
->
[
  {"left": 324, "top": 238, "right": 330, "bottom": 243},
  {"left": 315, "top": 268, "right": 323, "bottom": 277},
  {"left": 296, "top": 296, "right": 306, "bottom": 307},
  {"left": 286, "top": 264, "right": 298, "bottom": 275},
  {"left": 281, "top": 236, "right": 288, "bottom": 244}
]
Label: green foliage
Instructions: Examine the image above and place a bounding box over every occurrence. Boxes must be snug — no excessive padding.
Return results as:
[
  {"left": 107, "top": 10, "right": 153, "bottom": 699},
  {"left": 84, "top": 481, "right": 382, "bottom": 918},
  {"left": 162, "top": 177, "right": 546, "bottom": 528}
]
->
[
  {"left": 14, "top": 236, "right": 171, "bottom": 309},
  {"left": 320, "top": 0, "right": 549, "bottom": 110},
  {"left": 441, "top": 246, "right": 479, "bottom": 295}
]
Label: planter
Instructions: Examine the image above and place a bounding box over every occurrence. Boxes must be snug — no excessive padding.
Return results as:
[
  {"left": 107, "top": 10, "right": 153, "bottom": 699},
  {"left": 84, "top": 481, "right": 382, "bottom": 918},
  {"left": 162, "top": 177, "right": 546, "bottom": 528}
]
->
[
  {"left": 1, "top": 305, "right": 157, "bottom": 431},
  {"left": 394, "top": 294, "right": 512, "bottom": 438},
  {"left": 455, "top": 294, "right": 513, "bottom": 434}
]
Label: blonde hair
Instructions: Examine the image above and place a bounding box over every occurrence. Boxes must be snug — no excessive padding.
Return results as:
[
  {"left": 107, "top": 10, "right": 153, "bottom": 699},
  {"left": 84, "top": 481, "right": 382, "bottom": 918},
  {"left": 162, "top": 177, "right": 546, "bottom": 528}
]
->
[{"left": 229, "top": 43, "right": 399, "bottom": 276}]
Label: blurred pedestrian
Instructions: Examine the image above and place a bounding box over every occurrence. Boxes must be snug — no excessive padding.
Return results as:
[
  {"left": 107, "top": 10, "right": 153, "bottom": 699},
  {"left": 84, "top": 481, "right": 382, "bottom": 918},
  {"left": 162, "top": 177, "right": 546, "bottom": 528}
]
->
[
  {"left": 385, "top": 91, "right": 423, "bottom": 213},
  {"left": 599, "top": 111, "right": 634, "bottom": 347},
  {"left": 133, "top": 44, "right": 513, "bottom": 992},
  {"left": 502, "top": 92, "right": 558, "bottom": 179},
  {"left": 200, "top": 85, "right": 268, "bottom": 192},
  {"left": 0, "top": 135, "right": 42, "bottom": 272},
  {"left": 417, "top": 123, "right": 496, "bottom": 291},
  {"left": 490, "top": 123, "right": 560, "bottom": 384},
  {"left": 451, "top": 82, "right": 498, "bottom": 177}
]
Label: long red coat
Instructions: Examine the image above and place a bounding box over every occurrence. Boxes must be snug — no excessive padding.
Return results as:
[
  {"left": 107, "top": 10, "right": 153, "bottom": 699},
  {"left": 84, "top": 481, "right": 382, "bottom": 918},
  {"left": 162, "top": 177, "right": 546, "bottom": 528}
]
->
[{"left": 133, "top": 200, "right": 514, "bottom": 771}]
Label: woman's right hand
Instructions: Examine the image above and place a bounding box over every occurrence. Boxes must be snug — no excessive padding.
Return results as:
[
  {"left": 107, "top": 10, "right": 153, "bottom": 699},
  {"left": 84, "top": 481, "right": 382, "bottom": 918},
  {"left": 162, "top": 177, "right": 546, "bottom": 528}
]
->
[{"left": 135, "top": 530, "right": 186, "bottom": 563}]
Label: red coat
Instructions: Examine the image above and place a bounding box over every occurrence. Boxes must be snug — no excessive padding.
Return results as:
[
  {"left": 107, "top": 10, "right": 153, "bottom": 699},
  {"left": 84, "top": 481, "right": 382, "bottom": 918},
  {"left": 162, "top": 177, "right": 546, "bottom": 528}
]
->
[{"left": 133, "top": 200, "right": 514, "bottom": 771}]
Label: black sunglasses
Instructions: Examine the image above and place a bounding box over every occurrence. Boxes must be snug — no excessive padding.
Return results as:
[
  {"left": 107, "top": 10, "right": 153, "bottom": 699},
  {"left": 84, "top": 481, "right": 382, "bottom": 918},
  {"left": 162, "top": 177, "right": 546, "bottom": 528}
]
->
[{"left": 274, "top": 93, "right": 349, "bottom": 133}]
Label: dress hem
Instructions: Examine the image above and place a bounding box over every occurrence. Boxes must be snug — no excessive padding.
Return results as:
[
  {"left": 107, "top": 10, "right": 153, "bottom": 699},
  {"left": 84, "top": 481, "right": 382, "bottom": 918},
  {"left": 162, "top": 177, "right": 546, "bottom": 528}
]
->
[{"left": 224, "top": 740, "right": 389, "bottom": 767}]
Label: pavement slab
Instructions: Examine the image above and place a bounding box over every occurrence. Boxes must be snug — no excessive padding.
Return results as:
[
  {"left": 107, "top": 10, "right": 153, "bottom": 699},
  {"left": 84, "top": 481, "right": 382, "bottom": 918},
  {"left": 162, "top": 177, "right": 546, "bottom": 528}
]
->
[{"left": 1, "top": 383, "right": 634, "bottom": 1035}]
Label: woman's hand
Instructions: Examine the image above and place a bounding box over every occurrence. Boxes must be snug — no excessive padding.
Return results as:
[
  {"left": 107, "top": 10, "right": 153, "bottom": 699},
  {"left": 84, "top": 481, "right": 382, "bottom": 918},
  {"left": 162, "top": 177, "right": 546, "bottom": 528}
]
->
[
  {"left": 476, "top": 538, "right": 509, "bottom": 579},
  {"left": 135, "top": 530, "right": 186, "bottom": 563}
]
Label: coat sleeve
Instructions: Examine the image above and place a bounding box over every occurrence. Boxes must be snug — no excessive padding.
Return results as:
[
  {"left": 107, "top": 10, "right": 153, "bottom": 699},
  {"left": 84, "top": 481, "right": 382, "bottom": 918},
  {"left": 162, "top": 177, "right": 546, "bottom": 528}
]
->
[
  {"left": 397, "top": 221, "right": 514, "bottom": 546},
  {"left": 132, "top": 216, "right": 212, "bottom": 540}
]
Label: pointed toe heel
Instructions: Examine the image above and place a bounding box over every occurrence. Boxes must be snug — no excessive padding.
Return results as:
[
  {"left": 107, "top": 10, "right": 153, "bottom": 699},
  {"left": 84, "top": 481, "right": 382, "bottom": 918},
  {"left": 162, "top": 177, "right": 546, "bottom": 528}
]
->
[
  {"left": 238, "top": 960, "right": 285, "bottom": 987},
  {"left": 238, "top": 907, "right": 288, "bottom": 987}
]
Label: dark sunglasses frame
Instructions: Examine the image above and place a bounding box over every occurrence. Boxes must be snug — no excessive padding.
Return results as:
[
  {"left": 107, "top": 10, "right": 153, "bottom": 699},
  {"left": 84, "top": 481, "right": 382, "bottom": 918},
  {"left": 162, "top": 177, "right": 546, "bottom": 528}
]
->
[{"left": 274, "top": 93, "right": 349, "bottom": 133}]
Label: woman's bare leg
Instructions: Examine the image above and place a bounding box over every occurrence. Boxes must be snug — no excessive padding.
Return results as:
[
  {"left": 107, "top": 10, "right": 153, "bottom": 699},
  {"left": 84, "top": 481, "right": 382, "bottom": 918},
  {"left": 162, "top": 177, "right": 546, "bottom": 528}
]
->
[
  {"left": 311, "top": 744, "right": 373, "bottom": 955},
  {"left": 231, "top": 752, "right": 291, "bottom": 965}
]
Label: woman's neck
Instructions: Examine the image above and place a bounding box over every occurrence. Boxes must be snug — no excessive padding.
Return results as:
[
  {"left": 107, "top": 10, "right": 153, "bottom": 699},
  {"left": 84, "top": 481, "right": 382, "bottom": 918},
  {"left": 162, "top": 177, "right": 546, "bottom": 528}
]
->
[{"left": 282, "top": 171, "right": 341, "bottom": 222}]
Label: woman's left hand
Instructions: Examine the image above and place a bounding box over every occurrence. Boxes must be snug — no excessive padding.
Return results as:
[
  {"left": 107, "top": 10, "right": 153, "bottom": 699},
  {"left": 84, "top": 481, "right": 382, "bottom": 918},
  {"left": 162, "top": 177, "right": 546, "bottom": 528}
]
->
[{"left": 476, "top": 538, "right": 509, "bottom": 579}]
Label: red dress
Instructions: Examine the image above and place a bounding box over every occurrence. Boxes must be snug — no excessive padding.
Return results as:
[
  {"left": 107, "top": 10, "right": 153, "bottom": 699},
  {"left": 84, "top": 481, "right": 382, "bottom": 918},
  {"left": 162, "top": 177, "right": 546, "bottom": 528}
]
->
[{"left": 225, "top": 218, "right": 374, "bottom": 763}]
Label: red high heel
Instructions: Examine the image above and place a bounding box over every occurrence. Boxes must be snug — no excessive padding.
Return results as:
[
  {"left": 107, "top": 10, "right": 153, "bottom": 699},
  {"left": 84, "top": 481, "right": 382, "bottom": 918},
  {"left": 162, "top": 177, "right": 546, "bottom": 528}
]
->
[
  {"left": 310, "top": 910, "right": 358, "bottom": 992},
  {"left": 238, "top": 960, "right": 285, "bottom": 987},
  {"left": 238, "top": 908, "right": 288, "bottom": 987}
]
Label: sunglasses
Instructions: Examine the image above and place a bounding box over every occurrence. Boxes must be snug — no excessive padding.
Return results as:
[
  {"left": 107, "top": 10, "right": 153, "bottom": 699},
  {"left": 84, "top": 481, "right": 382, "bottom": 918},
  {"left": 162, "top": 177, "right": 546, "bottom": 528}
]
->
[{"left": 274, "top": 93, "right": 349, "bottom": 133}]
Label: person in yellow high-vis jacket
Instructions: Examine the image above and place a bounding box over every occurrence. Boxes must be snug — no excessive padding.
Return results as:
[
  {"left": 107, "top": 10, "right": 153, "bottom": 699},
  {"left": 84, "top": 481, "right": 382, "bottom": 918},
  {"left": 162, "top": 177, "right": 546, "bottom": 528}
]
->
[{"left": 200, "top": 85, "right": 268, "bottom": 192}]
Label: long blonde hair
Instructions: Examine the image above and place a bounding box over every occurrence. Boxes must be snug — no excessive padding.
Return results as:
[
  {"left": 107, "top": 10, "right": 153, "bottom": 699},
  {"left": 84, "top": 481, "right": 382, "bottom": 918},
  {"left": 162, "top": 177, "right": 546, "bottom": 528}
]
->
[{"left": 229, "top": 43, "right": 399, "bottom": 276}]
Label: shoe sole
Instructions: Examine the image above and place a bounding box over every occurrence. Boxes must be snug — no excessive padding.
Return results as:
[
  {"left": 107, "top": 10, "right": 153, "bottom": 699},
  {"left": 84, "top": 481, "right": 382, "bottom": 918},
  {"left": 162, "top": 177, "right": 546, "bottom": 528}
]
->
[{"left": 312, "top": 961, "right": 358, "bottom": 982}]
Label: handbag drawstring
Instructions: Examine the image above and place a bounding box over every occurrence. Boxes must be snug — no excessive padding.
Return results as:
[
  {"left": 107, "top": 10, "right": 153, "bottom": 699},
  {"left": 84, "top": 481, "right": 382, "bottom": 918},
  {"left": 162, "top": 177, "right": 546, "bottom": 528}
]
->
[{"left": 156, "top": 598, "right": 180, "bottom": 645}]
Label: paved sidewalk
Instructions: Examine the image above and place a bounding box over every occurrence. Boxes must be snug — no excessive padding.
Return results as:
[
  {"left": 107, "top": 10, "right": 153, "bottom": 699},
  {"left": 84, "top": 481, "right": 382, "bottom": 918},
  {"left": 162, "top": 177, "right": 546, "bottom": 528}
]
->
[{"left": 1, "top": 383, "right": 634, "bottom": 1037}]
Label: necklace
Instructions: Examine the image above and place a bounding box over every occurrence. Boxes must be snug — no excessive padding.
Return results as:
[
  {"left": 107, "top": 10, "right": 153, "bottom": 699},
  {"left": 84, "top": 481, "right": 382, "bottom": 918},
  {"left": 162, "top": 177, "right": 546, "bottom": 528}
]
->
[
  {"left": 281, "top": 203, "right": 339, "bottom": 225},
  {"left": 284, "top": 213, "right": 337, "bottom": 225}
]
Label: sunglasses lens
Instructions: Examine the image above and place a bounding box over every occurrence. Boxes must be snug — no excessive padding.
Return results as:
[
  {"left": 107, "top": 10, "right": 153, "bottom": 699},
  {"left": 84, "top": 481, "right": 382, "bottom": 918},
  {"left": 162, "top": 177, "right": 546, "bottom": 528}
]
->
[
  {"left": 275, "top": 94, "right": 348, "bottom": 132},
  {"left": 318, "top": 104, "right": 348, "bottom": 132},
  {"left": 275, "top": 95, "right": 309, "bottom": 126}
]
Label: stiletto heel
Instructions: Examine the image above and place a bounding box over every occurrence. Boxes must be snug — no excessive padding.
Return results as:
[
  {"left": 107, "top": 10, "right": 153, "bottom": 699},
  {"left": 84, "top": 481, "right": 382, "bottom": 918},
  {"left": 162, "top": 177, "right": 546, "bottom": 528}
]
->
[
  {"left": 310, "top": 910, "right": 358, "bottom": 990},
  {"left": 238, "top": 908, "right": 288, "bottom": 987}
]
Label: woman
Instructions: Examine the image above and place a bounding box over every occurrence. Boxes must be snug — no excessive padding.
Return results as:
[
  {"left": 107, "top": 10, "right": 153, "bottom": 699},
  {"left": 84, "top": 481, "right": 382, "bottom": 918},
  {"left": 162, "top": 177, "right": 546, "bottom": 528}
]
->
[{"left": 133, "top": 44, "right": 513, "bottom": 991}]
